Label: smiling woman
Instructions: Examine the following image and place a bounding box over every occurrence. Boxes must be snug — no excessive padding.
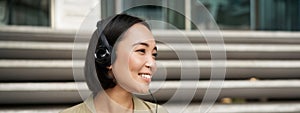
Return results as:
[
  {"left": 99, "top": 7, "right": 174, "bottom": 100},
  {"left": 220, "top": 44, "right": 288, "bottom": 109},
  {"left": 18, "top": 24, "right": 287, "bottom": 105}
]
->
[{"left": 61, "top": 14, "right": 168, "bottom": 113}]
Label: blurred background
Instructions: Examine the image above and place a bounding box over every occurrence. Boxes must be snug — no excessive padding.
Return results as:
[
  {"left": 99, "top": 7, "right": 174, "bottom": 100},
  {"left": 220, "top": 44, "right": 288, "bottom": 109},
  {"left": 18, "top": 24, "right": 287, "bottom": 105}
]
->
[{"left": 0, "top": 0, "right": 300, "bottom": 112}]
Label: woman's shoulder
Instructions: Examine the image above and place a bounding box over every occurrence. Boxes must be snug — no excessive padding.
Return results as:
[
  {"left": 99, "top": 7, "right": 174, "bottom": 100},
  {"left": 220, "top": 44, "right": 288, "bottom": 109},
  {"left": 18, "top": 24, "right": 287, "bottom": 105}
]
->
[
  {"left": 60, "top": 102, "right": 92, "bottom": 113},
  {"left": 134, "top": 97, "right": 169, "bottom": 113}
]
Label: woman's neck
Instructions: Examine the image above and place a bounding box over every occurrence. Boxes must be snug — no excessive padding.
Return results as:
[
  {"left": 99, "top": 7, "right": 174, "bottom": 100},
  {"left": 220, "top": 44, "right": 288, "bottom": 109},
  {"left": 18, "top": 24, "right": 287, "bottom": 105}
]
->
[{"left": 94, "top": 85, "right": 133, "bottom": 113}]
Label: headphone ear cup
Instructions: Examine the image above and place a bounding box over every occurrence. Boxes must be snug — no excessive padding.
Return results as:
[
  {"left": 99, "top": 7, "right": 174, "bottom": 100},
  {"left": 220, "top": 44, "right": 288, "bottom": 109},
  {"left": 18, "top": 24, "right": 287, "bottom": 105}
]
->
[
  {"left": 95, "top": 33, "right": 113, "bottom": 66},
  {"left": 95, "top": 47, "right": 111, "bottom": 66}
]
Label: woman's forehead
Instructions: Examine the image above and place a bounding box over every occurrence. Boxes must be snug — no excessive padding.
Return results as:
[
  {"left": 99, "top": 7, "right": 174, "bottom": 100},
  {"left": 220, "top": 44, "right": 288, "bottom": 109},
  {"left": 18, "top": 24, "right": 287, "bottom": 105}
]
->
[{"left": 122, "top": 23, "right": 155, "bottom": 43}]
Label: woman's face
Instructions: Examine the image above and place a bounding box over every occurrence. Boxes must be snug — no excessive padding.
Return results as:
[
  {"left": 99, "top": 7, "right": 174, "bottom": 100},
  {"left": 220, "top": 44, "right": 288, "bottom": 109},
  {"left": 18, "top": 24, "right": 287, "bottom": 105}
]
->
[{"left": 111, "top": 23, "right": 157, "bottom": 94}]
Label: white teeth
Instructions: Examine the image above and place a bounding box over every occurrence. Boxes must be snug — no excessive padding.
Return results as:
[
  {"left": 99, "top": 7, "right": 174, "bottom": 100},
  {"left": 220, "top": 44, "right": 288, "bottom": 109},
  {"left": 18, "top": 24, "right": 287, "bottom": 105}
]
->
[{"left": 141, "top": 74, "right": 151, "bottom": 79}]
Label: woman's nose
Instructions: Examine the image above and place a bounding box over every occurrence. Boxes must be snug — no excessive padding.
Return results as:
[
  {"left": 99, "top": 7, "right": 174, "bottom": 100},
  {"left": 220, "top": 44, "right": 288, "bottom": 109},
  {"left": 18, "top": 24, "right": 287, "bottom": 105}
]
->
[
  {"left": 145, "top": 61, "right": 153, "bottom": 68},
  {"left": 145, "top": 55, "right": 155, "bottom": 68}
]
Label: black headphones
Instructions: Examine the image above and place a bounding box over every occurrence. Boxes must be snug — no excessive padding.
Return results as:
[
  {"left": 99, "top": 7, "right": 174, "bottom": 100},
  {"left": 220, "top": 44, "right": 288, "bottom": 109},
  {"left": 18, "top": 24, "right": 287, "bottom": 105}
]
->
[{"left": 94, "top": 17, "right": 114, "bottom": 66}]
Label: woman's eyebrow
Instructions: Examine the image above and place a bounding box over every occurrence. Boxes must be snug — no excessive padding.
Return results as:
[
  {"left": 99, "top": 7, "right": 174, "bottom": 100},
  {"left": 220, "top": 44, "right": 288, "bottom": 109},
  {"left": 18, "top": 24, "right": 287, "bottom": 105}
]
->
[
  {"left": 133, "top": 42, "right": 149, "bottom": 47},
  {"left": 133, "top": 42, "right": 157, "bottom": 50}
]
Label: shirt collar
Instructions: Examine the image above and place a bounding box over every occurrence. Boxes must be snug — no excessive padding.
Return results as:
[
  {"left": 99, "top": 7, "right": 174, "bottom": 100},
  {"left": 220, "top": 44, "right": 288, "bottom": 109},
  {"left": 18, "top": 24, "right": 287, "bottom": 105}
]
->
[{"left": 84, "top": 94, "right": 153, "bottom": 113}]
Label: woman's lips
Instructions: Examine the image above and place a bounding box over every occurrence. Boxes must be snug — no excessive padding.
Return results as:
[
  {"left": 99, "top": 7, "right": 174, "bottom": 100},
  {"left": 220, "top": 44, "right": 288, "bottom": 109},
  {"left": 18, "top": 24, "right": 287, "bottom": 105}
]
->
[{"left": 138, "top": 73, "right": 152, "bottom": 83}]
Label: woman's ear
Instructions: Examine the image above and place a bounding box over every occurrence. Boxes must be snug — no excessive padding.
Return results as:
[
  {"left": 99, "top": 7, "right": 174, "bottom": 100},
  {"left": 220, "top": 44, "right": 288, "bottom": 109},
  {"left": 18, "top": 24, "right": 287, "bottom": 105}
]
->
[
  {"left": 107, "top": 65, "right": 112, "bottom": 70},
  {"left": 106, "top": 65, "right": 115, "bottom": 80}
]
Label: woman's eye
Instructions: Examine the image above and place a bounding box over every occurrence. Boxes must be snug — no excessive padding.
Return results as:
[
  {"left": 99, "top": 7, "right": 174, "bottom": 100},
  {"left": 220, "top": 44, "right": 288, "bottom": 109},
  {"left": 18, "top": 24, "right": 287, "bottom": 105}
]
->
[
  {"left": 136, "top": 49, "right": 146, "bottom": 54},
  {"left": 152, "top": 53, "right": 158, "bottom": 58}
]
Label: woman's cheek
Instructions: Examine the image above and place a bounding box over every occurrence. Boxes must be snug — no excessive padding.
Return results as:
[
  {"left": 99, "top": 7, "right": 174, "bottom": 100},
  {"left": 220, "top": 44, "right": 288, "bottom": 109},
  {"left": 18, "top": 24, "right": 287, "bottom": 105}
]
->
[{"left": 129, "top": 55, "right": 144, "bottom": 70}]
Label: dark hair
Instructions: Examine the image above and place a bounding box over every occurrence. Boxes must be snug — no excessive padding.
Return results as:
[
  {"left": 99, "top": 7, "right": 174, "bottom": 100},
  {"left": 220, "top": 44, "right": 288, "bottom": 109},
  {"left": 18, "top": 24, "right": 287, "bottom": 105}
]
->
[{"left": 85, "top": 14, "right": 150, "bottom": 94}]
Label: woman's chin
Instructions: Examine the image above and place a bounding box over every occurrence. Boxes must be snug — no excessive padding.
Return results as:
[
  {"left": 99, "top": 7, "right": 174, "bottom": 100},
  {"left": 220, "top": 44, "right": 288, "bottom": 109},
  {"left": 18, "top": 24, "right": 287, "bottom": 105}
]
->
[{"left": 132, "top": 84, "right": 150, "bottom": 95}]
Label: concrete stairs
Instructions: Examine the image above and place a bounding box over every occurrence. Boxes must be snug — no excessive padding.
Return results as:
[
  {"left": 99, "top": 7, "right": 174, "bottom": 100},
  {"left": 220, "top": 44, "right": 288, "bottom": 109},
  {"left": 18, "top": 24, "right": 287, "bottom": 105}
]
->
[{"left": 0, "top": 26, "right": 300, "bottom": 112}]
